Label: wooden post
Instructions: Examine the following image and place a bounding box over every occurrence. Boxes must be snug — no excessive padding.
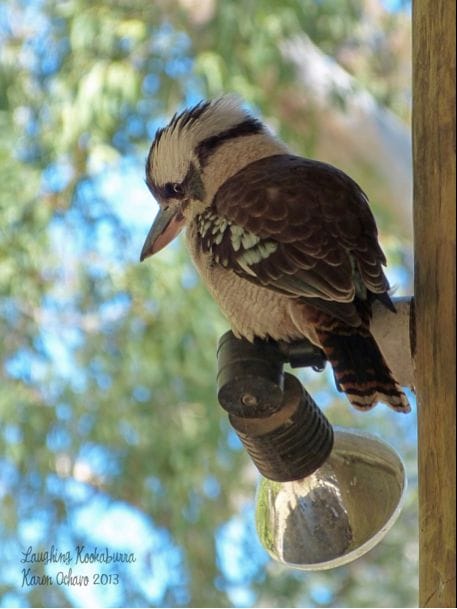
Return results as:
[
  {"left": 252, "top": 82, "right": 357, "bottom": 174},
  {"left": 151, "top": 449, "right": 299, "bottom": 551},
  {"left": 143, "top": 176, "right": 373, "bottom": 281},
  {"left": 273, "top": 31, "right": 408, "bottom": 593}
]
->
[{"left": 413, "top": 1, "right": 456, "bottom": 607}]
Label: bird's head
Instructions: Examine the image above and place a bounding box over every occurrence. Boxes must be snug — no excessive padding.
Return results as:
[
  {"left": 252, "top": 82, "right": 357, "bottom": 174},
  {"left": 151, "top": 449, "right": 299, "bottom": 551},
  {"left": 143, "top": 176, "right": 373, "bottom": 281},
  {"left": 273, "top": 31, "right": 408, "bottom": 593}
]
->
[{"left": 140, "top": 95, "right": 280, "bottom": 261}]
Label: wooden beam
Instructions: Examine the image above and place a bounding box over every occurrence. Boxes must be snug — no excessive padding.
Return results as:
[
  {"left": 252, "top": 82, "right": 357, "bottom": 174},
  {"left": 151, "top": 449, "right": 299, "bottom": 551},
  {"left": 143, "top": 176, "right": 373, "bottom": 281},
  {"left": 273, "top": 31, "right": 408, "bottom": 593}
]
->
[{"left": 413, "top": 1, "right": 456, "bottom": 607}]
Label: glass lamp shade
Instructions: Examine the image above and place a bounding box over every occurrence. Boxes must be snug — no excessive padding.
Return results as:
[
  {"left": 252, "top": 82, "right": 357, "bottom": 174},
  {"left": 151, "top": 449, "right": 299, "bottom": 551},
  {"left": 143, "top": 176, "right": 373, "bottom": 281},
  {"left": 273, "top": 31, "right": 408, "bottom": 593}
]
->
[{"left": 255, "top": 427, "right": 407, "bottom": 570}]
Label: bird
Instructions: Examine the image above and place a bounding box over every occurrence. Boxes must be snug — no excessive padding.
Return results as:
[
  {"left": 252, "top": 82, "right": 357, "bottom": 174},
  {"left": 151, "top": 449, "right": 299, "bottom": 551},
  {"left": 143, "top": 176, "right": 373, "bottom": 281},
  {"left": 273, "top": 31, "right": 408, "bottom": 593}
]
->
[{"left": 140, "top": 95, "right": 410, "bottom": 413}]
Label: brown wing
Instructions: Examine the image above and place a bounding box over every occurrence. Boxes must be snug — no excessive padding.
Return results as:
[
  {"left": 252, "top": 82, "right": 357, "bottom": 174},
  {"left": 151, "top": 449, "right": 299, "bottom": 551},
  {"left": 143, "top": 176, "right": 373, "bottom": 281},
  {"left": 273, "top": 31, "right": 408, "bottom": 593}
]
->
[{"left": 199, "top": 154, "right": 390, "bottom": 324}]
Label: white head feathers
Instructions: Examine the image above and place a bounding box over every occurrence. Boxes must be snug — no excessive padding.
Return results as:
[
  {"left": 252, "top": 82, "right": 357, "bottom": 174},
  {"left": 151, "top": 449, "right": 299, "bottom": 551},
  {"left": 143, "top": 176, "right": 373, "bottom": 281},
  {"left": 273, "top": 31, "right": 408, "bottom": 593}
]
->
[{"left": 147, "top": 95, "right": 259, "bottom": 188}]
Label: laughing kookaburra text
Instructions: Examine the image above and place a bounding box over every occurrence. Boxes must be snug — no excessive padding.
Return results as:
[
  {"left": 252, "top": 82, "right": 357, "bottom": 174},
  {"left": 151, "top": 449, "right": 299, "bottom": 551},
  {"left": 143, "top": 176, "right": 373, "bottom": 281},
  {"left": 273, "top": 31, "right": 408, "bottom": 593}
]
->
[{"left": 140, "top": 96, "right": 410, "bottom": 413}]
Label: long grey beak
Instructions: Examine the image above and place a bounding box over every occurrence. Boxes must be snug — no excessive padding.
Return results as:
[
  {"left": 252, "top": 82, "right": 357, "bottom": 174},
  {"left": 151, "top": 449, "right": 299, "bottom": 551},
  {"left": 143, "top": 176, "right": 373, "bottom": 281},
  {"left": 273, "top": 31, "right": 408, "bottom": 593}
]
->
[{"left": 140, "top": 206, "right": 185, "bottom": 261}]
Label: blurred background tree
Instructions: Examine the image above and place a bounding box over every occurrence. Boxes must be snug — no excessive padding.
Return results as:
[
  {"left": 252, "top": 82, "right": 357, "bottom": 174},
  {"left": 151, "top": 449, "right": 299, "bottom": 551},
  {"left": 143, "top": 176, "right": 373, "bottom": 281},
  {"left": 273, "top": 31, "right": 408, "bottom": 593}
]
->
[{"left": 0, "top": 0, "right": 416, "bottom": 607}]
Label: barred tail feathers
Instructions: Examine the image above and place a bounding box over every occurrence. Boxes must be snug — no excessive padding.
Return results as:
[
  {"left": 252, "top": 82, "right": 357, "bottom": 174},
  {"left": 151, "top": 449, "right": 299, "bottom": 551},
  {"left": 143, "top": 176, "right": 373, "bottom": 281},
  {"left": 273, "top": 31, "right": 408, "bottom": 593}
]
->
[{"left": 317, "top": 328, "right": 410, "bottom": 413}]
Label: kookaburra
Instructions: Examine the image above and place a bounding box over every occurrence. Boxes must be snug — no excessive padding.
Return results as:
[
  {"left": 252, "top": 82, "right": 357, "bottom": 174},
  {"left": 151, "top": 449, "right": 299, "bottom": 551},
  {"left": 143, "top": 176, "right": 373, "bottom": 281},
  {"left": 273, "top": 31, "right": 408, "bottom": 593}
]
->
[{"left": 140, "top": 96, "right": 410, "bottom": 413}]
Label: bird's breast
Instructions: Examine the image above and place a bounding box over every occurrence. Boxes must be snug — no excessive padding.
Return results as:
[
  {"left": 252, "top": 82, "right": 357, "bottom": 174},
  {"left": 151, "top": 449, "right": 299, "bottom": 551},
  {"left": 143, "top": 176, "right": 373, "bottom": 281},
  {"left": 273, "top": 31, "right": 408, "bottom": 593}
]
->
[{"left": 186, "top": 225, "right": 311, "bottom": 343}]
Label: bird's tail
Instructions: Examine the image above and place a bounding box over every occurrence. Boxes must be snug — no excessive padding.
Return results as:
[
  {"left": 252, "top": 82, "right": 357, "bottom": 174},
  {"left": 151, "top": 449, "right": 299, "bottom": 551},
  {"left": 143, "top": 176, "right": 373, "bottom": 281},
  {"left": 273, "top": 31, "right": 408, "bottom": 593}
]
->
[{"left": 316, "top": 327, "right": 410, "bottom": 413}]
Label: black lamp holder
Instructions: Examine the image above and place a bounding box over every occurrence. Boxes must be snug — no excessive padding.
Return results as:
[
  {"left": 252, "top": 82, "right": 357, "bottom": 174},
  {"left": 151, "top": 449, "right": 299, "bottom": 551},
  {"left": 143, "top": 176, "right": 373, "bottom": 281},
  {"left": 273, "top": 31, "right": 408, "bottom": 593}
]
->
[{"left": 216, "top": 331, "right": 334, "bottom": 482}]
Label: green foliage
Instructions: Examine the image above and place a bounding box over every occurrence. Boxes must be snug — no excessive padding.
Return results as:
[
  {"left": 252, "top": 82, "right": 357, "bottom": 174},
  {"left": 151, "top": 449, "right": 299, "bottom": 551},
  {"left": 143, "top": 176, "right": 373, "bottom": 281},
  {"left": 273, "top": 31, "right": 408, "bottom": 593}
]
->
[{"left": 0, "top": 1, "right": 415, "bottom": 607}]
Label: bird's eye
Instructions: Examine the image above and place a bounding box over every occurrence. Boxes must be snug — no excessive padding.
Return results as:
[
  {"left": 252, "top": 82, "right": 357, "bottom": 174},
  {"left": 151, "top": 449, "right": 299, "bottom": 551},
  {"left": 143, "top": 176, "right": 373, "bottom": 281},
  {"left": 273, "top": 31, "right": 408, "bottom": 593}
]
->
[{"left": 164, "top": 182, "right": 184, "bottom": 198}]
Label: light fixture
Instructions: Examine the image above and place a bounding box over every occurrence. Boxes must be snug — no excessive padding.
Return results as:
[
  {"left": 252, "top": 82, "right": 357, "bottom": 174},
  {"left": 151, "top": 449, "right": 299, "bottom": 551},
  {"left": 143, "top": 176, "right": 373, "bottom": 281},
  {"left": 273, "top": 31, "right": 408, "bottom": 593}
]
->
[
  {"left": 256, "top": 427, "right": 406, "bottom": 570},
  {"left": 217, "top": 330, "right": 407, "bottom": 571}
]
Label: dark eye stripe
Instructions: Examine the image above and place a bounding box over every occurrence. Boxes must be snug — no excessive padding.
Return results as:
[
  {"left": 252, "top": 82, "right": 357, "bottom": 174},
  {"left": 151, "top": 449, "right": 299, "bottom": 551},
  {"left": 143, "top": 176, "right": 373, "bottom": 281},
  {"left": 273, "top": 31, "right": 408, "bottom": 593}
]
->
[
  {"left": 196, "top": 118, "right": 263, "bottom": 168},
  {"left": 163, "top": 182, "right": 185, "bottom": 199},
  {"left": 163, "top": 182, "right": 183, "bottom": 199},
  {"left": 145, "top": 178, "right": 184, "bottom": 201}
]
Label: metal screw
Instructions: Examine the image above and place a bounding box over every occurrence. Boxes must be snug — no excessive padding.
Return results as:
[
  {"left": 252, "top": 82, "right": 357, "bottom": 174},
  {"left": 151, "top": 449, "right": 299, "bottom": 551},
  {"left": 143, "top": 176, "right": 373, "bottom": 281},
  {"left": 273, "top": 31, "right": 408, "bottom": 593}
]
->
[{"left": 241, "top": 393, "right": 259, "bottom": 407}]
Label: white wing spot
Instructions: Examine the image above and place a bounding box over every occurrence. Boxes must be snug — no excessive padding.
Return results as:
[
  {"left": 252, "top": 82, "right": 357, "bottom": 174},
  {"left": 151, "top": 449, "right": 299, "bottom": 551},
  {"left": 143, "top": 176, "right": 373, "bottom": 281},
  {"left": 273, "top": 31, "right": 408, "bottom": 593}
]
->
[
  {"left": 241, "top": 232, "right": 260, "bottom": 249},
  {"left": 213, "top": 231, "right": 224, "bottom": 245},
  {"left": 238, "top": 240, "right": 278, "bottom": 268},
  {"left": 237, "top": 259, "right": 257, "bottom": 276}
]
